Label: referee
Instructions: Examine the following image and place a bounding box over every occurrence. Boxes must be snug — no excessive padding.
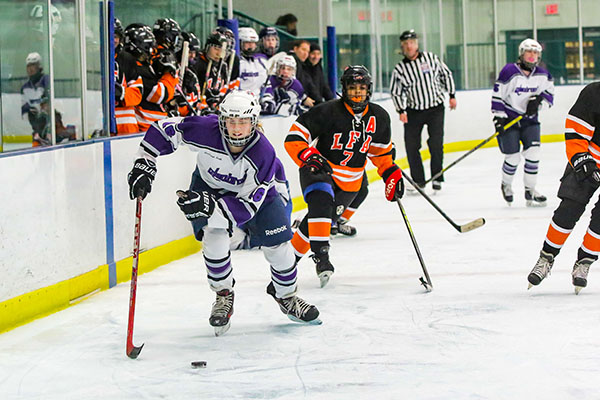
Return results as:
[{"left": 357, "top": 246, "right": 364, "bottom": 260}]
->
[{"left": 390, "top": 29, "right": 457, "bottom": 191}]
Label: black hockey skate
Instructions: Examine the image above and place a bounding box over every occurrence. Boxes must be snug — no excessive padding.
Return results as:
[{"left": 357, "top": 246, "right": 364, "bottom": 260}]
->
[
  {"left": 525, "top": 188, "right": 547, "bottom": 207},
  {"left": 209, "top": 289, "right": 234, "bottom": 336},
  {"left": 572, "top": 258, "right": 593, "bottom": 295},
  {"left": 432, "top": 181, "right": 442, "bottom": 191},
  {"left": 331, "top": 221, "right": 357, "bottom": 237},
  {"left": 528, "top": 250, "right": 554, "bottom": 288},
  {"left": 266, "top": 282, "right": 322, "bottom": 325},
  {"left": 310, "top": 254, "right": 335, "bottom": 288},
  {"left": 501, "top": 183, "right": 514, "bottom": 206}
]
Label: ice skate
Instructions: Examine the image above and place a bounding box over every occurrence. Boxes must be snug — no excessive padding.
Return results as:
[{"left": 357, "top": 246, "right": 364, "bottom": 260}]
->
[
  {"left": 525, "top": 188, "right": 547, "bottom": 207},
  {"left": 310, "top": 254, "right": 335, "bottom": 288},
  {"left": 572, "top": 258, "right": 593, "bottom": 294},
  {"left": 501, "top": 183, "right": 514, "bottom": 206},
  {"left": 528, "top": 250, "right": 554, "bottom": 288},
  {"left": 266, "top": 282, "right": 321, "bottom": 325},
  {"left": 406, "top": 182, "right": 425, "bottom": 196},
  {"left": 209, "top": 289, "right": 234, "bottom": 336},
  {"left": 432, "top": 181, "right": 442, "bottom": 192},
  {"left": 331, "top": 221, "right": 357, "bottom": 237}
]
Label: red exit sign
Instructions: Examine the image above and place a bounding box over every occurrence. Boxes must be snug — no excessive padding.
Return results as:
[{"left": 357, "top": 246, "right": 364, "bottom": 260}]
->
[{"left": 545, "top": 4, "right": 559, "bottom": 15}]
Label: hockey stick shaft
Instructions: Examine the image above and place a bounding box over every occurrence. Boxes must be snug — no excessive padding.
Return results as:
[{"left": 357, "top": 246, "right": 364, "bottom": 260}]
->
[
  {"left": 425, "top": 115, "right": 523, "bottom": 184},
  {"left": 396, "top": 198, "right": 433, "bottom": 291},
  {"left": 179, "top": 41, "right": 189, "bottom": 82},
  {"left": 200, "top": 59, "right": 213, "bottom": 100},
  {"left": 174, "top": 85, "right": 198, "bottom": 116},
  {"left": 126, "top": 196, "right": 144, "bottom": 359},
  {"left": 402, "top": 171, "right": 485, "bottom": 233}
]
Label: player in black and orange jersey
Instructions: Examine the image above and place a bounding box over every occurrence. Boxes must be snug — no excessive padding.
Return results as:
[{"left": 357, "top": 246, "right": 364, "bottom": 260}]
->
[
  {"left": 528, "top": 82, "right": 600, "bottom": 294},
  {"left": 123, "top": 24, "right": 178, "bottom": 131},
  {"left": 114, "top": 18, "right": 143, "bottom": 134},
  {"left": 284, "top": 65, "right": 404, "bottom": 287}
]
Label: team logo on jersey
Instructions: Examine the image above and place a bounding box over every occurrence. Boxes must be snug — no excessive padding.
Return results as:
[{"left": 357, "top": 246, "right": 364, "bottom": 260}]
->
[
  {"left": 515, "top": 86, "right": 538, "bottom": 95},
  {"left": 366, "top": 116, "right": 376, "bottom": 133},
  {"left": 207, "top": 167, "right": 247, "bottom": 185}
]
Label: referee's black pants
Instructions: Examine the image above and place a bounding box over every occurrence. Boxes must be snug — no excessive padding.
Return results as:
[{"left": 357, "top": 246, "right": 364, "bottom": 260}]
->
[{"left": 404, "top": 104, "right": 445, "bottom": 185}]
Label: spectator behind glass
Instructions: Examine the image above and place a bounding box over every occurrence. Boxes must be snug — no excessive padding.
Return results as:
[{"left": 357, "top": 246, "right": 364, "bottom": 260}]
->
[
  {"left": 289, "top": 40, "right": 317, "bottom": 108},
  {"left": 304, "top": 44, "right": 333, "bottom": 104},
  {"left": 20, "top": 52, "right": 51, "bottom": 146},
  {"left": 275, "top": 13, "right": 298, "bottom": 36}
]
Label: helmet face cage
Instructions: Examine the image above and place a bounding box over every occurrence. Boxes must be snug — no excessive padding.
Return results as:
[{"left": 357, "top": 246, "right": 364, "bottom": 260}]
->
[
  {"left": 153, "top": 18, "right": 181, "bottom": 51},
  {"left": 276, "top": 56, "right": 296, "bottom": 80},
  {"left": 204, "top": 32, "right": 226, "bottom": 54},
  {"left": 114, "top": 18, "right": 124, "bottom": 39},
  {"left": 341, "top": 66, "right": 373, "bottom": 112},
  {"left": 182, "top": 32, "right": 201, "bottom": 53},
  {"left": 518, "top": 39, "right": 542, "bottom": 70},
  {"left": 218, "top": 91, "right": 261, "bottom": 147},
  {"left": 124, "top": 26, "right": 156, "bottom": 57},
  {"left": 213, "top": 27, "right": 235, "bottom": 53},
  {"left": 259, "top": 27, "right": 280, "bottom": 56}
]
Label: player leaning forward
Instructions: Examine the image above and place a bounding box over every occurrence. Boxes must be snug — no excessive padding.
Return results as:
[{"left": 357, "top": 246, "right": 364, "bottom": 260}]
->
[
  {"left": 127, "top": 91, "right": 320, "bottom": 335},
  {"left": 528, "top": 82, "right": 600, "bottom": 294},
  {"left": 285, "top": 66, "right": 404, "bottom": 287},
  {"left": 492, "top": 39, "right": 554, "bottom": 206}
]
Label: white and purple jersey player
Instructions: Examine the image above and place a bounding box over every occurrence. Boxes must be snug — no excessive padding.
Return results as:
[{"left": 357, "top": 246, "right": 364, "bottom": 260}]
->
[
  {"left": 491, "top": 39, "right": 554, "bottom": 205},
  {"left": 135, "top": 92, "right": 298, "bottom": 300},
  {"left": 260, "top": 55, "right": 306, "bottom": 116},
  {"left": 238, "top": 27, "right": 269, "bottom": 96}
]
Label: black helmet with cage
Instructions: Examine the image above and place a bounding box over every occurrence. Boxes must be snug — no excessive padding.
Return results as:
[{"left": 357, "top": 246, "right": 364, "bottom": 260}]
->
[
  {"left": 340, "top": 65, "right": 373, "bottom": 112},
  {"left": 153, "top": 18, "right": 182, "bottom": 52},
  {"left": 124, "top": 25, "right": 156, "bottom": 58}
]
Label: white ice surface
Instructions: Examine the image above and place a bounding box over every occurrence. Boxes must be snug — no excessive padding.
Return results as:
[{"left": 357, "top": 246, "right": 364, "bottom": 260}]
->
[{"left": 2, "top": 142, "right": 600, "bottom": 400}]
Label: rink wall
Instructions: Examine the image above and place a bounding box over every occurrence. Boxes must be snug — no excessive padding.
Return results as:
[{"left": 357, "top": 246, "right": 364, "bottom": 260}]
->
[{"left": 0, "top": 84, "right": 583, "bottom": 333}]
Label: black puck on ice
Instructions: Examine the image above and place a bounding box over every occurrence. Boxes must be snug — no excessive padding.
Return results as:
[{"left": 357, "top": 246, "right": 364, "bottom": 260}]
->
[{"left": 191, "top": 361, "right": 207, "bottom": 368}]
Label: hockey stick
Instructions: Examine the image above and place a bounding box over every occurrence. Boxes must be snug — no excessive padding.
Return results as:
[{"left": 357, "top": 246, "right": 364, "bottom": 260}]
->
[
  {"left": 402, "top": 171, "right": 485, "bottom": 233},
  {"left": 396, "top": 198, "right": 433, "bottom": 292},
  {"left": 225, "top": 48, "right": 236, "bottom": 92},
  {"left": 174, "top": 41, "right": 198, "bottom": 116},
  {"left": 424, "top": 115, "right": 523, "bottom": 184},
  {"left": 126, "top": 196, "right": 145, "bottom": 359}
]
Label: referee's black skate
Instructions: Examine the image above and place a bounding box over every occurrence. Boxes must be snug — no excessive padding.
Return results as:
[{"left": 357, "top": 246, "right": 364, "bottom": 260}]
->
[
  {"left": 525, "top": 188, "right": 547, "bottom": 207},
  {"left": 528, "top": 250, "right": 554, "bottom": 289},
  {"left": 266, "top": 282, "right": 321, "bottom": 325},
  {"left": 501, "top": 183, "right": 514, "bottom": 206},
  {"left": 311, "top": 254, "right": 335, "bottom": 288},
  {"left": 572, "top": 258, "right": 593, "bottom": 295},
  {"left": 209, "top": 289, "right": 234, "bottom": 336}
]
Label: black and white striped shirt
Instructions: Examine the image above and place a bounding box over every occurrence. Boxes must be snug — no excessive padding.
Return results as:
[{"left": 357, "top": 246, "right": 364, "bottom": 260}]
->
[{"left": 390, "top": 51, "right": 456, "bottom": 113}]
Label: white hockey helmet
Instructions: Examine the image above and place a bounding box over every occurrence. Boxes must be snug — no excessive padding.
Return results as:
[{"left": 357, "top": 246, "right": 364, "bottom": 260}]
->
[
  {"left": 239, "top": 27, "right": 258, "bottom": 43},
  {"left": 218, "top": 91, "right": 261, "bottom": 147},
  {"left": 26, "top": 52, "right": 42, "bottom": 66},
  {"left": 276, "top": 55, "right": 296, "bottom": 79},
  {"left": 518, "top": 39, "right": 542, "bottom": 69}
]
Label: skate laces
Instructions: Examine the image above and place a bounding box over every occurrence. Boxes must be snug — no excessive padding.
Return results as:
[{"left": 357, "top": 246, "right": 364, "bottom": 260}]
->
[
  {"left": 337, "top": 223, "right": 354, "bottom": 235},
  {"left": 281, "top": 295, "right": 313, "bottom": 318},
  {"left": 212, "top": 291, "right": 233, "bottom": 317},
  {"left": 573, "top": 261, "right": 591, "bottom": 278},
  {"left": 532, "top": 254, "right": 552, "bottom": 277}
]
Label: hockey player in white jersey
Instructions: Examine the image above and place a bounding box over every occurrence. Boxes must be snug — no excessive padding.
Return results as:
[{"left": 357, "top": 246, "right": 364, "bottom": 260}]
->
[
  {"left": 260, "top": 55, "right": 306, "bottom": 116},
  {"left": 238, "top": 27, "right": 268, "bottom": 95},
  {"left": 492, "top": 39, "right": 554, "bottom": 206},
  {"left": 127, "top": 91, "right": 321, "bottom": 336}
]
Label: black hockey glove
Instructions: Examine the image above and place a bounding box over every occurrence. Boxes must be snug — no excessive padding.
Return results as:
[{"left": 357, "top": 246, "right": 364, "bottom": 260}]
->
[
  {"left": 153, "top": 52, "right": 177, "bottom": 76},
  {"left": 298, "top": 147, "right": 333, "bottom": 175},
  {"left": 182, "top": 68, "right": 199, "bottom": 93},
  {"left": 176, "top": 190, "right": 216, "bottom": 220},
  {"left": 525, "top": 95, "right": 543, "bottom": 117},
  {"left": 571, "top": 152, "right": 600, "bottom": 185},
  {"left": 382, "top": 166, "right": 404, "bottom": 201},
  {"left": 493, "top": 116, "right": 509, "bottom": 136},
  {"left": 275, "top": 87, "right": 291, "bottom": 103},
  {"left": 128, "top": 158, "right": 156, "bottom": 200}
]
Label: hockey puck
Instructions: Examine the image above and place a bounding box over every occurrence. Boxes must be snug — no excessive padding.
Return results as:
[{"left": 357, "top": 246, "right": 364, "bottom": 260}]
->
[{"left": 191, "top": 361, "right": 207, "bottom": 368}]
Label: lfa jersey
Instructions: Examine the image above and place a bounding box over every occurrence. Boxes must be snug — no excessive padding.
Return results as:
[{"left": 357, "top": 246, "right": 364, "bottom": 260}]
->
[{"left": 285, "top": 99, "right": 396, "bottom": 192}]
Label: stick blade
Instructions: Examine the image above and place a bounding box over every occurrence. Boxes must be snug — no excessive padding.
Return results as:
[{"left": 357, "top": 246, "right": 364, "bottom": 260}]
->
[
  {"left": 419, "top": 277, "right": 433, "bottom": 292},
  {"left": 127, "top": 343, "right": 144, "bottom": 359},
  {"left": 459, "top": 218, "right": 486, "bottom": 233}
]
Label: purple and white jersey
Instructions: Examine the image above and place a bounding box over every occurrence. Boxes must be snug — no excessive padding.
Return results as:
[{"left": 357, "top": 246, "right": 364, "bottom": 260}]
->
[
  {"left": 239, "top": 53, "right": 268, "bottom": 96},
  {"left": 138, "top": 114, "right": 285, "bottom": 226},
  {"left": 261, "top": 75, "right": 306, "bottom": 116},
  {"left": 491, "top": 63, "right": 554, "bottom": 121}
]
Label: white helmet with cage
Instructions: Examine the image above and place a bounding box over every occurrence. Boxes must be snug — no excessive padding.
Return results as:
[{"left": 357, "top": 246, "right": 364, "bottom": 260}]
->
[
  {"left": 276, "top": 55, "right": 297, "bottom": 79},
  {"left": 26, "top": 52, "right": 42, "bottom": 66},
  {"left": 518, "top": 38, "right": 542, "bottom": 69},
  {"left": 218, "top": 91, "right": 261, "bottom": 147}
]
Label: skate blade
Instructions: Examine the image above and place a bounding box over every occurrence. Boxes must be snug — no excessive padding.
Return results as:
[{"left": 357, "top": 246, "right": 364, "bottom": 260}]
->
[
  {"left": 287, "top": 315, "right": 323, "bottom": 325},
  {"left": 318, "top": 271, "right": 333, "bottom": 288},
  {"left": 574, "top": 286, "right": 584, "bottom": 295},
  {"left": 213, "top": 322, "right": 231, "bottom": 336},
  {"left": 528, "top": 283, "right": 533, "bottom": 290}
]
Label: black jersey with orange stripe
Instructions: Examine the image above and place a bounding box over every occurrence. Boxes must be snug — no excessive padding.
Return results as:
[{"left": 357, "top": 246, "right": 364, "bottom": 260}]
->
[
  {"left": 565, "top": 82, "right": 600, "bottom": 165},
  {"left": 115, "top": 51, "right": 143, "bottom": 107},
  {"left": 285, "top": 99, "right": 397, "bottom": 191}
]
